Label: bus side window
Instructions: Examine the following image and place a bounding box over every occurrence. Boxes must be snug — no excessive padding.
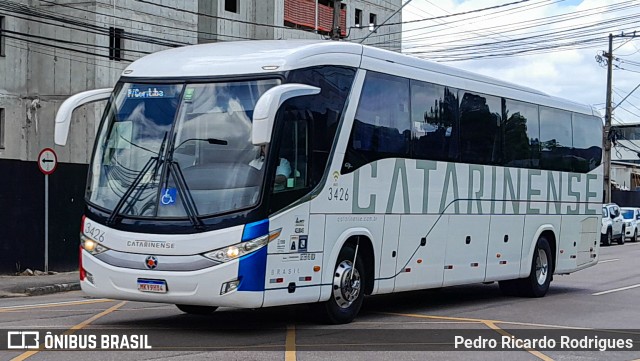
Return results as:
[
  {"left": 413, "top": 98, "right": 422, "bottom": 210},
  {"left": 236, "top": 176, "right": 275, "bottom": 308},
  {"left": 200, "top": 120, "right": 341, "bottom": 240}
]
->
[
  {"left": 539, "top": 106, "right": 573, "bottom": 172},
  {"left": 458, "top": 91, "right": 502, "bottom": 165},
  {"left": 410, "top": 80, "right": 459, "bottom": 162},
  {"left": 344, "top": 71, "right": 410, "bottom": 173},
  {"left": 503, "top": 99, "right": 540, "bottom": 169},
  {"left": 571, "top": 113, "right": 602, "bottom": 173}
]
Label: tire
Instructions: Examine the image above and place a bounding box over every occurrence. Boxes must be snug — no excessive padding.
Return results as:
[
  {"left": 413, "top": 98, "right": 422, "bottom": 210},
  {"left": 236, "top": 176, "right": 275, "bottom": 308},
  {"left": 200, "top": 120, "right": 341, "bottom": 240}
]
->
[
  {"left": 634, "top": 229, "right": 638, "bottom": 242},
  {"left": 618, "top": 228, "right": 625, "bottom": 245},
  {"left": 176, "top": 305, "right": 218, "bottom": 315},
  {"left": 602, "top": 229, "right": 612, "bottom": 246},
  {"left": 517, "top": 236, "right": 553, "bottom": 298},
  {"left": 320, "top": 246, "right": 365, "bottom": 324}
]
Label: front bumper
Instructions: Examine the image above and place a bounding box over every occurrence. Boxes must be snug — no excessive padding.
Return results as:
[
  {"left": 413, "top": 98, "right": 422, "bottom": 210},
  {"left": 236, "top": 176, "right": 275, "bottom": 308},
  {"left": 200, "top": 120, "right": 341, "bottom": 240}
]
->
[{"left": 80, "top": 249, "right": 264, "bottom": 308}]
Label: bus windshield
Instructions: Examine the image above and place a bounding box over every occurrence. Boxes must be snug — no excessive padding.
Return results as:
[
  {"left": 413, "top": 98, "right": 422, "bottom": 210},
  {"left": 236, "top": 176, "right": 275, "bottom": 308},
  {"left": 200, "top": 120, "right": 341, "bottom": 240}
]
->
[{"left": 88, "top": 79, "right": 280, "bottom": 219}]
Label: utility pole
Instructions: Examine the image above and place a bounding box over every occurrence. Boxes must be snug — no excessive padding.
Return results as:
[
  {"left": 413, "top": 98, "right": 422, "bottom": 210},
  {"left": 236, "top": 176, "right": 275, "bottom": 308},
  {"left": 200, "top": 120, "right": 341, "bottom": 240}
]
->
[
  {"left": 604, "top": 33, "right": 613, "bottom": 204},
  {"left": 602, "top": 31, "right": 637, "bottom": 203},
  {"left": 330, "top": 0, "right": 342, "bottom": 40}
]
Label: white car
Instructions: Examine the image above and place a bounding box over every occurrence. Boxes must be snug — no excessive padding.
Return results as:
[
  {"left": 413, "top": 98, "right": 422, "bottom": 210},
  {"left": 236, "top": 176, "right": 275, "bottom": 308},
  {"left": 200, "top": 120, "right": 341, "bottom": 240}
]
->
[
  {"left": 601, "top": 203, "right": 625, "bottom": 246},
  {"left": 621, "top": 207, "right": 640, "bottom": 242}
]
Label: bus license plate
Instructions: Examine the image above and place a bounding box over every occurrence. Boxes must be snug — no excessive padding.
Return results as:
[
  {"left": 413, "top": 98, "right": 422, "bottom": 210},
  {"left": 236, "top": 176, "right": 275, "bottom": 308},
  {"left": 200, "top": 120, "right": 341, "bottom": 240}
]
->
[{"left": 137, "top": 279, "right": 167, "bottom": 293}]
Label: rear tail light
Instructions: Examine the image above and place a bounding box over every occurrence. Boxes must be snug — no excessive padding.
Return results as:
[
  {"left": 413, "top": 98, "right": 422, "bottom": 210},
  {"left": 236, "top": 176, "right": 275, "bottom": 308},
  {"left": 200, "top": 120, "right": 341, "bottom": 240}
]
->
[
  {"left": 79, "top": 215, "right": 86, "bottom": 281},
  {"left": 79, "top": 245, "right": 85, "bottom": 281}
]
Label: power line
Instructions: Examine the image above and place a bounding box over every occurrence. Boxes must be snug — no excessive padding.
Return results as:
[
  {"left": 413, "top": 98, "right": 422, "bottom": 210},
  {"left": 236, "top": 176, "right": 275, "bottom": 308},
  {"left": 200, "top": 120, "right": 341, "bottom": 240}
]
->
[
  {"left": 401, "top": 6, "right": 640, "bottom": 57},
  {"left": 367, "top": 0, "right": 531, "bottom": 28},
  {"left": 395, "top": 0, "right": 636, "bottom": 50},
  {"left": 5, "top": 38, "right": 129, "bottom": 71},
  {"left": 0, "top": 0, "right": 190, "bottom": 47},
  {"left": 352, "top": 0, "right": 553, "bottom": 41},
  {"left": 38, "top": 0, "right": 257, "bottom": 42},
  {"left": 1, "top": 28, "right": 151, "bottom": 55},
  {"left": 1, "top": 32, "right": 135, "bottom": 61},
  {"left": 134, "top": 0, "right": 321, "bottom": 35}
]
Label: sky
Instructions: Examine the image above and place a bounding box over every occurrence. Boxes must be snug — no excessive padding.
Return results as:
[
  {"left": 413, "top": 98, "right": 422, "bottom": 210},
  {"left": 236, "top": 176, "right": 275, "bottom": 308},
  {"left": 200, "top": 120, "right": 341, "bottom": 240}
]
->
[{"left": 398, "top": 0, "right": 640, "bottom": 125}]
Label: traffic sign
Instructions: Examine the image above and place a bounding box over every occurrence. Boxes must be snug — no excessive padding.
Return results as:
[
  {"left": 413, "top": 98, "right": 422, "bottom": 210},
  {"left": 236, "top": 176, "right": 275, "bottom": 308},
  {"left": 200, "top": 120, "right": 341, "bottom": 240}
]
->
[{"left": 38, "top": 148, "right": 58, "bottom": 175}]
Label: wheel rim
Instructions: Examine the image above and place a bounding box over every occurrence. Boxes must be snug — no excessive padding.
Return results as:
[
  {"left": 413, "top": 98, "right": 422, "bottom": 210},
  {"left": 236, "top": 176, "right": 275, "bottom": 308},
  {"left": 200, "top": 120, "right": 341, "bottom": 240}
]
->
[
  {"left": 332, "top": 260, "right": 361, "bottom": 309},
  {"left": 608, "top": 231, "right": 612, "bottom": 244},
  {"left": 535, "top": 249, "right": 549, "bottom": 286}
]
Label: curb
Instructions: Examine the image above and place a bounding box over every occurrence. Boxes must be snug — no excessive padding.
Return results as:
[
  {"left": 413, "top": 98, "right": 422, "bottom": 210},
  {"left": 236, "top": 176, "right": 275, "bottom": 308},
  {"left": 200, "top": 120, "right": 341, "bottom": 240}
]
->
[{"left": 24, "top": 282, "right": 81, "bottom": 296}]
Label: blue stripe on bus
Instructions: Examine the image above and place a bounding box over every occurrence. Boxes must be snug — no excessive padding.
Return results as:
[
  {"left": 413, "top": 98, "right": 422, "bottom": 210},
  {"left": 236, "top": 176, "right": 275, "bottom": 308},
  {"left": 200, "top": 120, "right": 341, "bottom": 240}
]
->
[
  {"left": 238, "top": 219, "right": 269, "bottom": 291},
  {"left": 241, "top": 219, "right": 269, "bottom": 241},
  {"left": 238, "top": 246, "right": 267, "bottom": 291}
]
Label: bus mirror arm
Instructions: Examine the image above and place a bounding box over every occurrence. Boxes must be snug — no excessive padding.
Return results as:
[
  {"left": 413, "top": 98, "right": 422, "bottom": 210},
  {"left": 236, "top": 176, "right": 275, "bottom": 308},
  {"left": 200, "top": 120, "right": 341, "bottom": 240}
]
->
[
  {"left": 251, "top": 84, "right": 320, "bottom": 145},
  {"left": 55, "top": 88, "right": 113, "bottom": 146}
]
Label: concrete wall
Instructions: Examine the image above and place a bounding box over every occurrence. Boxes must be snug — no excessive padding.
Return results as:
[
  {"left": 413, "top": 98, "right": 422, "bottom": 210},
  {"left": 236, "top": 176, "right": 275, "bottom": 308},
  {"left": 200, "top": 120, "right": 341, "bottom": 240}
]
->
[
  {"left": 346, "top": 0, "right": 402, "bottom": 51},
  {"left": 0, "top": 0, "right": 402, "bottom": 272}
]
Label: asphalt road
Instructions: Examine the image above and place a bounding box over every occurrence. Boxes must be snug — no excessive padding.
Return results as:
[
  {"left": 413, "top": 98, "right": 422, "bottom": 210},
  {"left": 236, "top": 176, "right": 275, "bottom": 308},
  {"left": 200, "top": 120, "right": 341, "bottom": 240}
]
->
[{"left": 2, "top": 242, "right": 640, "bottom": 361}]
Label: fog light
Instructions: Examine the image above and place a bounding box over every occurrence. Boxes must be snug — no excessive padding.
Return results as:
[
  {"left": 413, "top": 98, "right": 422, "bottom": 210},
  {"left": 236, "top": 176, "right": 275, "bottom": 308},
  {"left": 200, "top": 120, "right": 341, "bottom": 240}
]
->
[
  {"left": 220, "top": 279, "right": 240, "bottom": 295},
  {"left": 85, "top": 271, "right": 94, "bottom": 285}
]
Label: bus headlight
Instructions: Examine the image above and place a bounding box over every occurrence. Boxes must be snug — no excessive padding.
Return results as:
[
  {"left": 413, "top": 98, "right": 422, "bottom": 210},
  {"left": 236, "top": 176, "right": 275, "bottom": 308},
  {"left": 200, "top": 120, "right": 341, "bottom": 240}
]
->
[
  {"left": 203, "top": 228, "right": 281, "bottom": 263},
  {"left": 80, "top": 234, "right": 110, "bottom": 255}
]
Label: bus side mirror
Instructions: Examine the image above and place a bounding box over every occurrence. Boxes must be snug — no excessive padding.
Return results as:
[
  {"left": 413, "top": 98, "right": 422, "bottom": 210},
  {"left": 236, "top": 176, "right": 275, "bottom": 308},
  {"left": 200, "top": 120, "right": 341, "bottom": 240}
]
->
[
  {"left": 251, "top": 84, "right": 320, "bottom": 145},
  {"left": 55, "top": 88, "right": 113, "bottom": 146}
]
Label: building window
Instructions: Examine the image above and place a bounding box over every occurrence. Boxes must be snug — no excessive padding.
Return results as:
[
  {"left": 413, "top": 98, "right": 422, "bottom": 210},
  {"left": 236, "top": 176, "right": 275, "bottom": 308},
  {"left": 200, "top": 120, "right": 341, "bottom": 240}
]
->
[
  {"left": 225, "top": 0, "right": 238, "bottom": 13},
  {"left": 0, "top": 16, "right": 5, "bottom": 57},
  {"left": 369, "top": 13, "right": 377, "bottom": 31},
  {"left": 0, "top": 108, "right": 5, "bottom": 149},
  {"left": 109, "top": 27, "right": 124, "bottom": 61},
  {"left": 355, "top": 8, "right": 362, "bottom": 27}
]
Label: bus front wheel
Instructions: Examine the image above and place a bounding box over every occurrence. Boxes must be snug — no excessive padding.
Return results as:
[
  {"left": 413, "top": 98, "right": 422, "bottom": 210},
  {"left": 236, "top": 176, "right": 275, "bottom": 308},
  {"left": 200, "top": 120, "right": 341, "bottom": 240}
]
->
[
  {"left": 176, "top": 304, "right": 218, "bottom": 315},
  {"left": 320, "top": 246, "right": 365, "bottom": 324}
]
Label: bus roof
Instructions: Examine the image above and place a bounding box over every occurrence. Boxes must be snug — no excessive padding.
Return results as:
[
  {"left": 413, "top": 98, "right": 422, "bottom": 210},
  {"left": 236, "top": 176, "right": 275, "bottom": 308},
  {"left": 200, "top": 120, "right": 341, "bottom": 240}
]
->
[{"left": 122, "top": 40, "right": 596, "bottom": 116}]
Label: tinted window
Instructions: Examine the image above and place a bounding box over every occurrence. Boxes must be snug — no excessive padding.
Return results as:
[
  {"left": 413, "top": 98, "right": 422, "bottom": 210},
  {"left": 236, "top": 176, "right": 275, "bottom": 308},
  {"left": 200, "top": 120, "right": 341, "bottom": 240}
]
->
[
  {"left": 622, "top": 209, "right": 634, "bottom": 219},
  {"left": 503, "top": 100, "right": 539, "bottom": 169},
  {"left": 286, "top": 66, "right": 356, "bottom": 186},
  {"left": 411, "top": 80, "right": 459, "bottom": 162},
  {"left": 344, "top": 72, "right": 410, "bottom": 172},
  {"left": 572, "top": 113, "right": 602, "bottom": 173},
  {"left": 539, "top": 107, "right": 572, "bottom": 172},
  {"left": 269, "top": 66, "right": 356, "bottom": 213},
  {"left": 458, "top": 91, "right": 502, "bottom": 165}
]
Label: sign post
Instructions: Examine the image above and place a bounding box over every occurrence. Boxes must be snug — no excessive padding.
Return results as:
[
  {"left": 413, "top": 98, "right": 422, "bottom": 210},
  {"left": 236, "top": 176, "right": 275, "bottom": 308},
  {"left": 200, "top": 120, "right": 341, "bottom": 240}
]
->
[{"left": 38, "top": 148, "right": 58, "bottom": 273}]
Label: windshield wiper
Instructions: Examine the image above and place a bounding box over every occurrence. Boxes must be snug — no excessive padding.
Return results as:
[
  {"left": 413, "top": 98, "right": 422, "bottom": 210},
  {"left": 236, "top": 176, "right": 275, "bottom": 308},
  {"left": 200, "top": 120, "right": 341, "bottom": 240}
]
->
[
  {"left": 173, "top": 137, "right": 228, "bottom": 150},
  {"left": 106, "top": 156, "right": 158, "bottom": 226},
  {"left": 106, "top": 132, "right": 168, "bottom": 226},
  {"left": 167, "top": 134, "right": 205, "bottom": 230}
]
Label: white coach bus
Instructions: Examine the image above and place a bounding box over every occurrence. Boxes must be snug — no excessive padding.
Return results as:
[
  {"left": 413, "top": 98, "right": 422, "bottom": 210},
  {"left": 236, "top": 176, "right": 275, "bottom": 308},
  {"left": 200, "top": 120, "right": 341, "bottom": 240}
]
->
[{"left": 55, "top": 41, "right": 603, "bottom": 324}]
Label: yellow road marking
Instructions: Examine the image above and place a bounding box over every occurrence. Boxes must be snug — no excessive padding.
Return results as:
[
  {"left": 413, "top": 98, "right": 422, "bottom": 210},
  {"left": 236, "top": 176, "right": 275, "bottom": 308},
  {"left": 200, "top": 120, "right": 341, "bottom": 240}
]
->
[
  {"left": 483, "top": 321, "right": 553, "bottom": 361},
  {"left": 381, "top": 311, "right": 499, "bottom": 323},
  {"left": 11, "top": 301, "right": 126, "bottom": 361},
  {"left": 285, "top": 324, "right": 296, "bottom": 361},
  {"left": 385, "top": 312, "right": 553, "bottom": 361},
  {"left": 0, "top": 299, "right": 112, "bottom": 312}
]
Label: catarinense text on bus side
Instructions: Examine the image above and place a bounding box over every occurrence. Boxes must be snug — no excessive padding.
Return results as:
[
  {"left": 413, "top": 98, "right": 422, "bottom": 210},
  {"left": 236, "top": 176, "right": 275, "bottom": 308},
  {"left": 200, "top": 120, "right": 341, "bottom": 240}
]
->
[{"left": 351, "top": 159, "right": 601, "bottom": 215}]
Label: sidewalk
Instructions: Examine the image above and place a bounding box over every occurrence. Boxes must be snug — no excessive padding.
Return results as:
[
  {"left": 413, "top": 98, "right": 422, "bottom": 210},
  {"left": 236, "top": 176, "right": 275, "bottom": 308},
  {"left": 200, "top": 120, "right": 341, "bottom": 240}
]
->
[{"left": 0, "top": 271, "right": 80, "bottom": 298}]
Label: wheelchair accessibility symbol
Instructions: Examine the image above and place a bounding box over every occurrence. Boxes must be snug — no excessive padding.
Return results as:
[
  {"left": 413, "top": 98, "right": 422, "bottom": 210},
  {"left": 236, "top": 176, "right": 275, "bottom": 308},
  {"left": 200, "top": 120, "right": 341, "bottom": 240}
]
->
[{"left": 160, "top": 188, "right": 177, "bottom": 206}]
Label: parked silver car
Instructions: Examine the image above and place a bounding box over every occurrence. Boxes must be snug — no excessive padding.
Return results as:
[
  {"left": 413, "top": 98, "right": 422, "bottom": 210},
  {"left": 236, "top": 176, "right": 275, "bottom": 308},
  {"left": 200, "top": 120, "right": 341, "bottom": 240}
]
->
[{"left": 621, "top": 207, "right": 640, "bottom": 242}]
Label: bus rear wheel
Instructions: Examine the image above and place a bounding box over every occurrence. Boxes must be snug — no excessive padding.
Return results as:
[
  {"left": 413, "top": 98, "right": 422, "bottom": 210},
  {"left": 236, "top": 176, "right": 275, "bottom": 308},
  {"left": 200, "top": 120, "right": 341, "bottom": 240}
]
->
[
  {"left": 320, "top": 246, "right": 365, "bottom": 324},
  {"left": 520, "top": 236, "right": 552, "bottom": 297},
  {"left": 499, "top": 236, "right": 552, "bottom": 298},
  {"left": 176, "top": 305, "right": 218, "bottom": 315}
]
